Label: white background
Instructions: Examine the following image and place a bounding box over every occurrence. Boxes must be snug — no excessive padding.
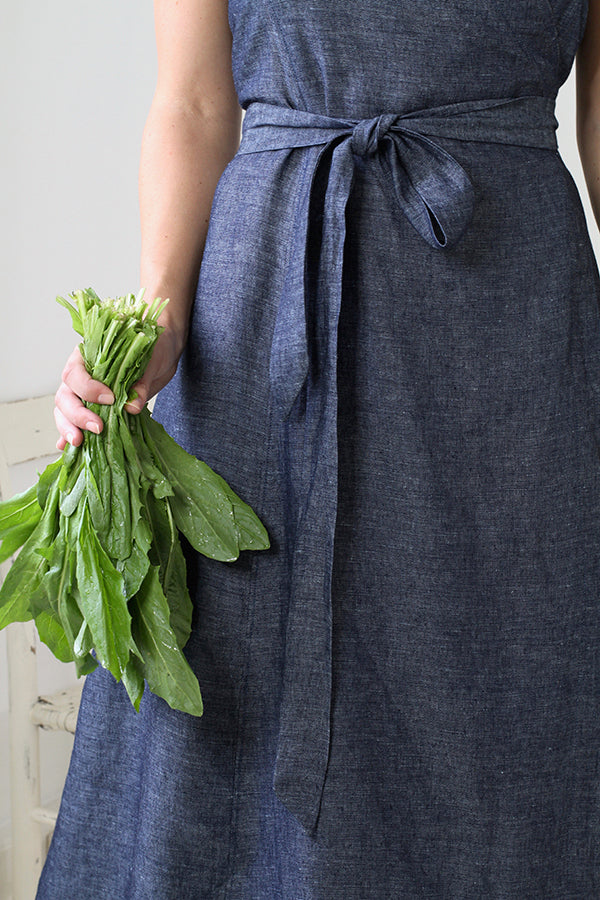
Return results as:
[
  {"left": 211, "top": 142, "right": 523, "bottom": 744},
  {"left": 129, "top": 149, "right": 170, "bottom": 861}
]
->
[{"left": 0, "top": 0, "right": 599, "bottom": 893}]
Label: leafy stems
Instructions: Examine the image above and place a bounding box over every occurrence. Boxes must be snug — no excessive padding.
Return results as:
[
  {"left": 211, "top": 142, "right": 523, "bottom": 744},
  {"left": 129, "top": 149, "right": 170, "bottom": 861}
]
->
[{"left": 0, "top": 288, "right": 269, "bottom": 716}]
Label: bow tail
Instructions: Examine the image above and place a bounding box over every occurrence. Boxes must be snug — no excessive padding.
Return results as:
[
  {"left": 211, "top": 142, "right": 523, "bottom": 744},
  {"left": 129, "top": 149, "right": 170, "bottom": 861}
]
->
[{"left": 272, "top": 139, "right": 356, "bottom": 834}]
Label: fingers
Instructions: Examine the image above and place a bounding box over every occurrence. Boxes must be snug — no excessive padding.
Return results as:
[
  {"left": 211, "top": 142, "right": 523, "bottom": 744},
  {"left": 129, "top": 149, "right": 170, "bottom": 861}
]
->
[
  {"left": 123, "top": 355, "right": 175, "bottom": 415},
  {"left": 54, "top": 401, "right": 84, "bottom": 448},
  {"left": 55, "top": 382, "right": 107, "bottom": 444},
  {"left": 54, "top": 345, "right": 115, "bottom": 446},
  {"left": 124, "top": 380, "right": 148, "bottom": 415},
  {"left": 61, "top": 347, "right": 114, "bottom": 406},
  {"left": 122, "top": 338, "right": 167, "bottom": 414}
]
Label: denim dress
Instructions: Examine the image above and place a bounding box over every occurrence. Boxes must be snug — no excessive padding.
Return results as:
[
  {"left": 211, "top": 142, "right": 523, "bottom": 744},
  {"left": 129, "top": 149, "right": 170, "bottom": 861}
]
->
[{"left": 37, "top": 1, "right": 600, "bottom": 897}]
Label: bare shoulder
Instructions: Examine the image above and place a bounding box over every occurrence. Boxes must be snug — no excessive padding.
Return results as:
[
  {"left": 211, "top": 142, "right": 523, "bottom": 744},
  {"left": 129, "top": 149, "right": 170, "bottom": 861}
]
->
[{"left": 153, "top": 0, "right": 239, "bottom": 118}]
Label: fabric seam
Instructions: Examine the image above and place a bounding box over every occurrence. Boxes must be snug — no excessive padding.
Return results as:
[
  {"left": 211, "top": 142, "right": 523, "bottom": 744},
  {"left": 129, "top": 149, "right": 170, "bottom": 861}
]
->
[
  {"left": 542, "top": 0, "right": 565, "bottom": 72},
  {"left": 264, "top": 3, "right": 311, "bottom": 111},
  {"left": 221, "top": 358, "right": 282, "bottom": 895},
  {"left": 220, "top": 433, "right": 270, "bottom": 899}
]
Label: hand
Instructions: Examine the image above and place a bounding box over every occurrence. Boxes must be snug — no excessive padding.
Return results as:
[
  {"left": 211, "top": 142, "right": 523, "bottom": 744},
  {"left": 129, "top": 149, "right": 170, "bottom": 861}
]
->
[{"left": 54, "top": 326, "right": 186, "bottom": 451}]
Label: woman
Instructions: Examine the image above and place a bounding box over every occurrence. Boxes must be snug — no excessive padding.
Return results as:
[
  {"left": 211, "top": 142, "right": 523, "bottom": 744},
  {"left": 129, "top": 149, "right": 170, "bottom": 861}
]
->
[{"left": 42, "top": 0, "right": 600, "bottom": 896}]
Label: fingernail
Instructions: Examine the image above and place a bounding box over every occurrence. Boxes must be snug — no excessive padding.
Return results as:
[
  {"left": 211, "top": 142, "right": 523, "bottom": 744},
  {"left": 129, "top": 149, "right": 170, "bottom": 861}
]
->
[
  {"left": 66, "top": 432, "right": 76, "bottom": 445},
  {"left": 99, "top": 392, "right": 114, "bottom": 404},
  {"left": 87, "top": 421, "right": 101, "bottom": 434}
]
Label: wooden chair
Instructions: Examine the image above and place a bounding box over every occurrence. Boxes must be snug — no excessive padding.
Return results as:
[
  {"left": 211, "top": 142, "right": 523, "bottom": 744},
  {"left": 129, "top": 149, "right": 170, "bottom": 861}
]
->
[{"left": 0, "top": 396, "right": 83, "bottom": 900}]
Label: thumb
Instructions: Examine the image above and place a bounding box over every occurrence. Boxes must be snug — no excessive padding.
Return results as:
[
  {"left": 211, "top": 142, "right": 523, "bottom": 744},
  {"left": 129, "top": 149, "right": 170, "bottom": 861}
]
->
[
  {"left": 124, "top": 378, "right": 149, "bottom": 414},
  {"left": 123, "top": 340, "right": 165, "bottom": 413}
]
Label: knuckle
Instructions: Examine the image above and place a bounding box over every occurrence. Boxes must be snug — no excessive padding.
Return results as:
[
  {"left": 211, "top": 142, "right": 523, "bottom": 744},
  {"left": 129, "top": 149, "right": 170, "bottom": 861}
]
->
[{"left": 55, "top": 382, "right": 68, "bottom": 408}]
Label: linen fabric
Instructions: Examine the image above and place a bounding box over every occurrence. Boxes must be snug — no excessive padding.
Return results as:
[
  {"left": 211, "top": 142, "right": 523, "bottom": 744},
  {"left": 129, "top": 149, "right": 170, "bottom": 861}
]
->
[{"left": 37, "top": 1, "right": 600, "bottom": 897}]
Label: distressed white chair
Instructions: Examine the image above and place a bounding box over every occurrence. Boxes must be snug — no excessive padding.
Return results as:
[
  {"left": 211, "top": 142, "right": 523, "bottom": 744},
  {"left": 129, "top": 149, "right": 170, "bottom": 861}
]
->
[{"left": 0, "top": 396, "right": 83, "bottom": 900}]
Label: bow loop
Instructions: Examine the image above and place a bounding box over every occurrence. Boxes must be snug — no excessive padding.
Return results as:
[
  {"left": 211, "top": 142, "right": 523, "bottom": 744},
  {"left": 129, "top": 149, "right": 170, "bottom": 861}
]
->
[{"left": 384, "top": 126, "right": 476, "bottom": 248}]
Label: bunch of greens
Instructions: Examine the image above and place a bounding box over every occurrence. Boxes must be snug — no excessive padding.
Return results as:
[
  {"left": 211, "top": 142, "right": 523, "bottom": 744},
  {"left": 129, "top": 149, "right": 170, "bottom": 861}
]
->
[{"left": 0, "top": 288, "right": 269, "bottom": 716}]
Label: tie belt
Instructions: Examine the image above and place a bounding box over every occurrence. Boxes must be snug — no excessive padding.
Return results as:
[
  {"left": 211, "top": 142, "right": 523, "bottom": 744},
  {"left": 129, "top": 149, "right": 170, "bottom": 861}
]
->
[{"left": 236, "top": 95, "right": 558, "bottom": 834}]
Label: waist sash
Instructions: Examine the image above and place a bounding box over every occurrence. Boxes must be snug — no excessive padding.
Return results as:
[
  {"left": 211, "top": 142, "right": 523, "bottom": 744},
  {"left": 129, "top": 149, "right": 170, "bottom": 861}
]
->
[{"left": 236, "top": 95, "right": 558, "bottom": 834}]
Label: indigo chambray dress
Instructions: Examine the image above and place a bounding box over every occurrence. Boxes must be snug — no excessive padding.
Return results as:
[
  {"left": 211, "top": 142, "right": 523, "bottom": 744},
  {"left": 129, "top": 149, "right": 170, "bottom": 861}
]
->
[{"left": 37, "top": 1, "right": 600, "bottom": 897}]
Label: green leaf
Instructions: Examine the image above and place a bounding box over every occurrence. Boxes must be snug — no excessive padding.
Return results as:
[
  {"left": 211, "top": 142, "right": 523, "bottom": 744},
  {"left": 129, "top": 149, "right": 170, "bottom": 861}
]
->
[
  {"left": 207, "top": 474, "right": 270, "bottom": 552},
  {"left": 0, "top": 553, "right": 39, "bottom": 625},
  {"left": 144, "top": 491, "right": 193, "bottom": 649},
  {"left": 130, "top": 566, "right": 203, "bottom": 716},
  {"left": 0, "top": 526, "right": 38, "bottom": 566},
  {"left": 0, "top": 482, "right": 45, "bottom": 562},
  {"left": 141, "top": 413, "right": 241, "bottom": 561},
  {"left": 37, "top": 518, "right": 84, "bottom": 657},
  {"left": 127, "top": 413, "right": 173, "bottom": 499},
  {"left": 0, "top": 482, "right": 41, "bottom": 538},
  {"left": 109, "top": 330, "right": 157, "bottom": 407},
  {"left": 121, "top": 654, "right": 145, "bottom": 711},
  {"left": 117, "top": 525, "right": 151, "bottom": 600},
  {"left": 74, "top": 653, "right": 99, "bottom": 678},
  {"left": 118, "top": 415, "right": 144, "bottom": 525},
  {"left": 84, "top": 450, "right": 108, "bottom": 534},
  {"left": 60, "top": 441, "right": 81, "bottom": 480},
  {"left": 85, "top": 433, "right": 111, "bottom": 535},
  {"left": 114, "top": 414, "right": 152, "bottom": 598},
  {"left": 35, "top": 609, "right": 74, "bottom": 663},
  {"left": 59, "top": 465, "right": 86, "bottom": 517},
  {"left": 75, "top": 504, "right": 134, "bottom": 679},
  {"left": 103, "top": 408, "right": 131, "bottom": 560},
  {"left": 0, "top": 488, "right": 44, "bottom": 566},
  {"left": 56, "top": 294, "right": 83, "bottom": 336},
  {"left": 37, "top": 456, "right": 63, "bottom": 509},
  {"left": 141, "top": 410, "right": 270, "bottom": 557},
  {"left": 0, "top": 481, "right": 60, "bottom": 628},
  {"left": 73, "top": 619, "right": 93, "bottom": 658}
]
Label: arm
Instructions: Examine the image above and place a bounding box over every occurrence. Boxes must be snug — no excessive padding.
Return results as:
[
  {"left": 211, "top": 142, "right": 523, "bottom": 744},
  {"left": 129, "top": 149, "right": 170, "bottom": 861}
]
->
[
  {"left": 576, "top": 0, "right": 600, "bottom": 230},
  {"left": 54, "top": 0, "right": 242, "bottom": 449}
]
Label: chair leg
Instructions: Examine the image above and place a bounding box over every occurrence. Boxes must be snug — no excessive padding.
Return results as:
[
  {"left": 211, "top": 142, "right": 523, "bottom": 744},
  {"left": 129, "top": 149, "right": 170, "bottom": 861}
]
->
[{"left": 7, "top": 622, "right": 45, "bottom": 899}]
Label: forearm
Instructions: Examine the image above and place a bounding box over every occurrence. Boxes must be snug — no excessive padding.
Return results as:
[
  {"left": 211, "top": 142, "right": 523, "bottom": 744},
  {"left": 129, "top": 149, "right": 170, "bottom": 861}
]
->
[
  {"left": 576, "top": 108, "right": 600, "bottom": 231},
  {"left": 139, "top": 95, "right": 242, "bottom": 345},
  {"left": 576, "top": 16, "right": 600, "bottom": 233}
]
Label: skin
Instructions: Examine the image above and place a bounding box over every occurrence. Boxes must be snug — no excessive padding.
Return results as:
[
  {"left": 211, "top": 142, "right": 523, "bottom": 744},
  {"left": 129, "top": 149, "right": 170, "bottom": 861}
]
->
[
  {"left": 577, "top": 0, "right": 600, "bottom": 230},
  {"left": 56, "top": 1, "right": 600, "bottom": 447},
  {"left": 54, "top": 0, "right": 242, "bottom": 450}
]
